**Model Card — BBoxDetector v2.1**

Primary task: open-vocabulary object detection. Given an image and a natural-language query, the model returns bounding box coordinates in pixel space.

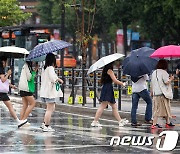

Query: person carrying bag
[151,59,175,129]
[18,61,38,128]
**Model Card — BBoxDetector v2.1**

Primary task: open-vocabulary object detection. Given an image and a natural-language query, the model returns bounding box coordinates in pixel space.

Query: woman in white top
[40,53,63,132]
[151,59,174,129]
[18,61,38,128]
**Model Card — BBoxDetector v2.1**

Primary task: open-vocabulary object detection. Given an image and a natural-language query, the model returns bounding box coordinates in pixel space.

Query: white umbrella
[87,53,124,74]
[0,46,29,58]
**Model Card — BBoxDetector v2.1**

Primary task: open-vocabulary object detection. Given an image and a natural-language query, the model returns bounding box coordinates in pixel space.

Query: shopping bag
[28,71,36,93]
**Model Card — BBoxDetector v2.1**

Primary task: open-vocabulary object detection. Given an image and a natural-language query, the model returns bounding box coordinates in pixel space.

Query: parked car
[56,54,77,68]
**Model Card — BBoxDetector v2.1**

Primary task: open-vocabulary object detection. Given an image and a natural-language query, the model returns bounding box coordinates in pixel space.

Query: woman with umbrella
[151,59,175,128]
[40,53,63,132]
[91,62,128,127]
[0,56,20,126]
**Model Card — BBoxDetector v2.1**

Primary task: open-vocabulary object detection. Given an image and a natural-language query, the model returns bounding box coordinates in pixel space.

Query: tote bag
[53,82,63,98]
[0,79,9,93]
[156,70,173,99]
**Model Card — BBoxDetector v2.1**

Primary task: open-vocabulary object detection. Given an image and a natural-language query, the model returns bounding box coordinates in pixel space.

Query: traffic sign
[114,91,119,99]
[68,97,73,104]
[78,96,83,104]
[128,86,132,95]
[90,91,94,98]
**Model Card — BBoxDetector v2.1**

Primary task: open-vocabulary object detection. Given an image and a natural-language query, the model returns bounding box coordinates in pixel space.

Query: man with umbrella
[123,47,158,126]
[131,75,152,126]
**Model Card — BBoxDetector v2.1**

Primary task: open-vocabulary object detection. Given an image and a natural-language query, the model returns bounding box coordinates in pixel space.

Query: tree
[0,0,31,26]
[99,0,134,56]
[136,0,180,48]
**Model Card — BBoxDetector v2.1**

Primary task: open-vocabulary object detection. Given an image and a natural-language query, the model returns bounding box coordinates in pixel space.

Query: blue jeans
[131,89,152,124]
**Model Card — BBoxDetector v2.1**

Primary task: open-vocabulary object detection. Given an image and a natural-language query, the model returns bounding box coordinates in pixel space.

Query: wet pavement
[0,102,180,154]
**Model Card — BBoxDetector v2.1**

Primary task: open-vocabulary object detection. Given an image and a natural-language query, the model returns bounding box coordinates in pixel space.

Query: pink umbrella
[150,45,180,58]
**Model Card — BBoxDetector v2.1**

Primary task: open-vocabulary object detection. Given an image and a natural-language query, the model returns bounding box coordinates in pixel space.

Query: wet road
[0,102,180,154]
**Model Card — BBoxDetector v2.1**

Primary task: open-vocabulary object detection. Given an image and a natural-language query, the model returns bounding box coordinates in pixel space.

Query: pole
[81,0,86,105]
[61,0,65,103]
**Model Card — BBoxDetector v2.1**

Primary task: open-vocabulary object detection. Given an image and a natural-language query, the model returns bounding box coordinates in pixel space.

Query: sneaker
[122,118,129,125]
[91,121,102,127]
[166,122,175,128]
[151,124,162,129]
[22,122,31,127]
[43,126,55,132]
[131,123,142,126]
[119,120,125,127]
[40,123,45,129]
[18,119,28,128]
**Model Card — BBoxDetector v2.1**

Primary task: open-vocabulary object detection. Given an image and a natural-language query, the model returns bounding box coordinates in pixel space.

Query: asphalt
[10,94,180,124]
[1,99,180,154]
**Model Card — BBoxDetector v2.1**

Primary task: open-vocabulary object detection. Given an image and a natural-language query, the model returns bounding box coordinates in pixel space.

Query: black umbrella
[122,47,158,78]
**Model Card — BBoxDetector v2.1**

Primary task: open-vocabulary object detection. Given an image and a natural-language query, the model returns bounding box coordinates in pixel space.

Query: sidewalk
[10,93,180,124]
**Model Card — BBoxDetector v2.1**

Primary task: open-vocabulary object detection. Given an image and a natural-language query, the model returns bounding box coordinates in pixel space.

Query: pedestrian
[131,74,153,126]
[151,59,175,129]
[40,53,63,132]
[18,61,38,128]
[176,62,180,78]
[0,56,21,126]
[91,62,128,127]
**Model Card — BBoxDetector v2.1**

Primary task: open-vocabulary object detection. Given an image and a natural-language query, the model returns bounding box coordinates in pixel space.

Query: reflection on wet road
[0,103,180,153]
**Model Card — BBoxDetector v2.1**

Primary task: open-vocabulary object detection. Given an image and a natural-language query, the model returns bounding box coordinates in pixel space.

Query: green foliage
[0,0,31,26]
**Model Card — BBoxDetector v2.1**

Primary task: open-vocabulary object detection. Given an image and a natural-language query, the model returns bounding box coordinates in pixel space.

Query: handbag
[0,79,9,93]
[156,70,173,99]
[28,71,36,93]
[53,82,63,98]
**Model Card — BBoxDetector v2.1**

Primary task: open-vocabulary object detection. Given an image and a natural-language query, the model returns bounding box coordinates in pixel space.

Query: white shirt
[18,63,32,92]
[40,66,59,98]
[151,69,169,96]
[132,74,149,93]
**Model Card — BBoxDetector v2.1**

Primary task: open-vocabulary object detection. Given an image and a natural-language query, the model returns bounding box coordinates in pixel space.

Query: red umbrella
[150,45,180,58]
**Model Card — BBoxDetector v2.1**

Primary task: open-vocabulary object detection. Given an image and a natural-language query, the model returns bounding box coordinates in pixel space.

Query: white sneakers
[40,123,55,132]
[18,119,28,128]
[91,118,129,127]
[119,119,129,127]
[91,121,102,127]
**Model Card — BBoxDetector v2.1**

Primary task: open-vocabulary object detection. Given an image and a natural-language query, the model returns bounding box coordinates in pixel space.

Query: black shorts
[0,93,10,101]
[20,91,33,97]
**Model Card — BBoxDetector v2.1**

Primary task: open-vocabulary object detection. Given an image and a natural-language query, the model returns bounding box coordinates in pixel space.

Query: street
[0,102,180,154]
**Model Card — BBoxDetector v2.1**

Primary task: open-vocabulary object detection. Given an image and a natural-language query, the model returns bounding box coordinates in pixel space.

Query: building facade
[18,0,40,24]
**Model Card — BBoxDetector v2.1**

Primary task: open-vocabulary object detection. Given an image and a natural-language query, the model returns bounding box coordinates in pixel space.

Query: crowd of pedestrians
[0,55,179,131]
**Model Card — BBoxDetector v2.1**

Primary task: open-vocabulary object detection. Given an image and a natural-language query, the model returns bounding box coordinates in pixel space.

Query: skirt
[99,83,116,104]
[0,93,10,101]
[153,95,172,118]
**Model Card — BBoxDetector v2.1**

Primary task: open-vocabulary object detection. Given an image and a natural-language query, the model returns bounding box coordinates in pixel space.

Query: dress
[99,82,115,104]
[151,69,172,118]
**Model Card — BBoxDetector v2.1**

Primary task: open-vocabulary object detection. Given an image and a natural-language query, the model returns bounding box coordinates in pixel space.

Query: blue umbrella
[26,40,72,61]
[122,47,158,78]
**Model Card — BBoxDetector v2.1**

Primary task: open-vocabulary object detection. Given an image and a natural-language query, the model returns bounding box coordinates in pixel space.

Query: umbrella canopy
[150,45,180,58]
[123,47,158,77]
[0,46,29,58]
[26,40,72,61]
[87,53,124,74]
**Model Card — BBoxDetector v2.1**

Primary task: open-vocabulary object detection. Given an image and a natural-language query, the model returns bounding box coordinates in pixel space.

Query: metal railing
[34,67,180,110]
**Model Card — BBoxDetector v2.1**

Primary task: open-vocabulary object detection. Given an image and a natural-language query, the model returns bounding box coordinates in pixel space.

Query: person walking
[131,74,152,126]
[18,61,38,128]
[151,59,175,129]
[40,53,63,132]
[0,56,21,126]
[91,62,128,127]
